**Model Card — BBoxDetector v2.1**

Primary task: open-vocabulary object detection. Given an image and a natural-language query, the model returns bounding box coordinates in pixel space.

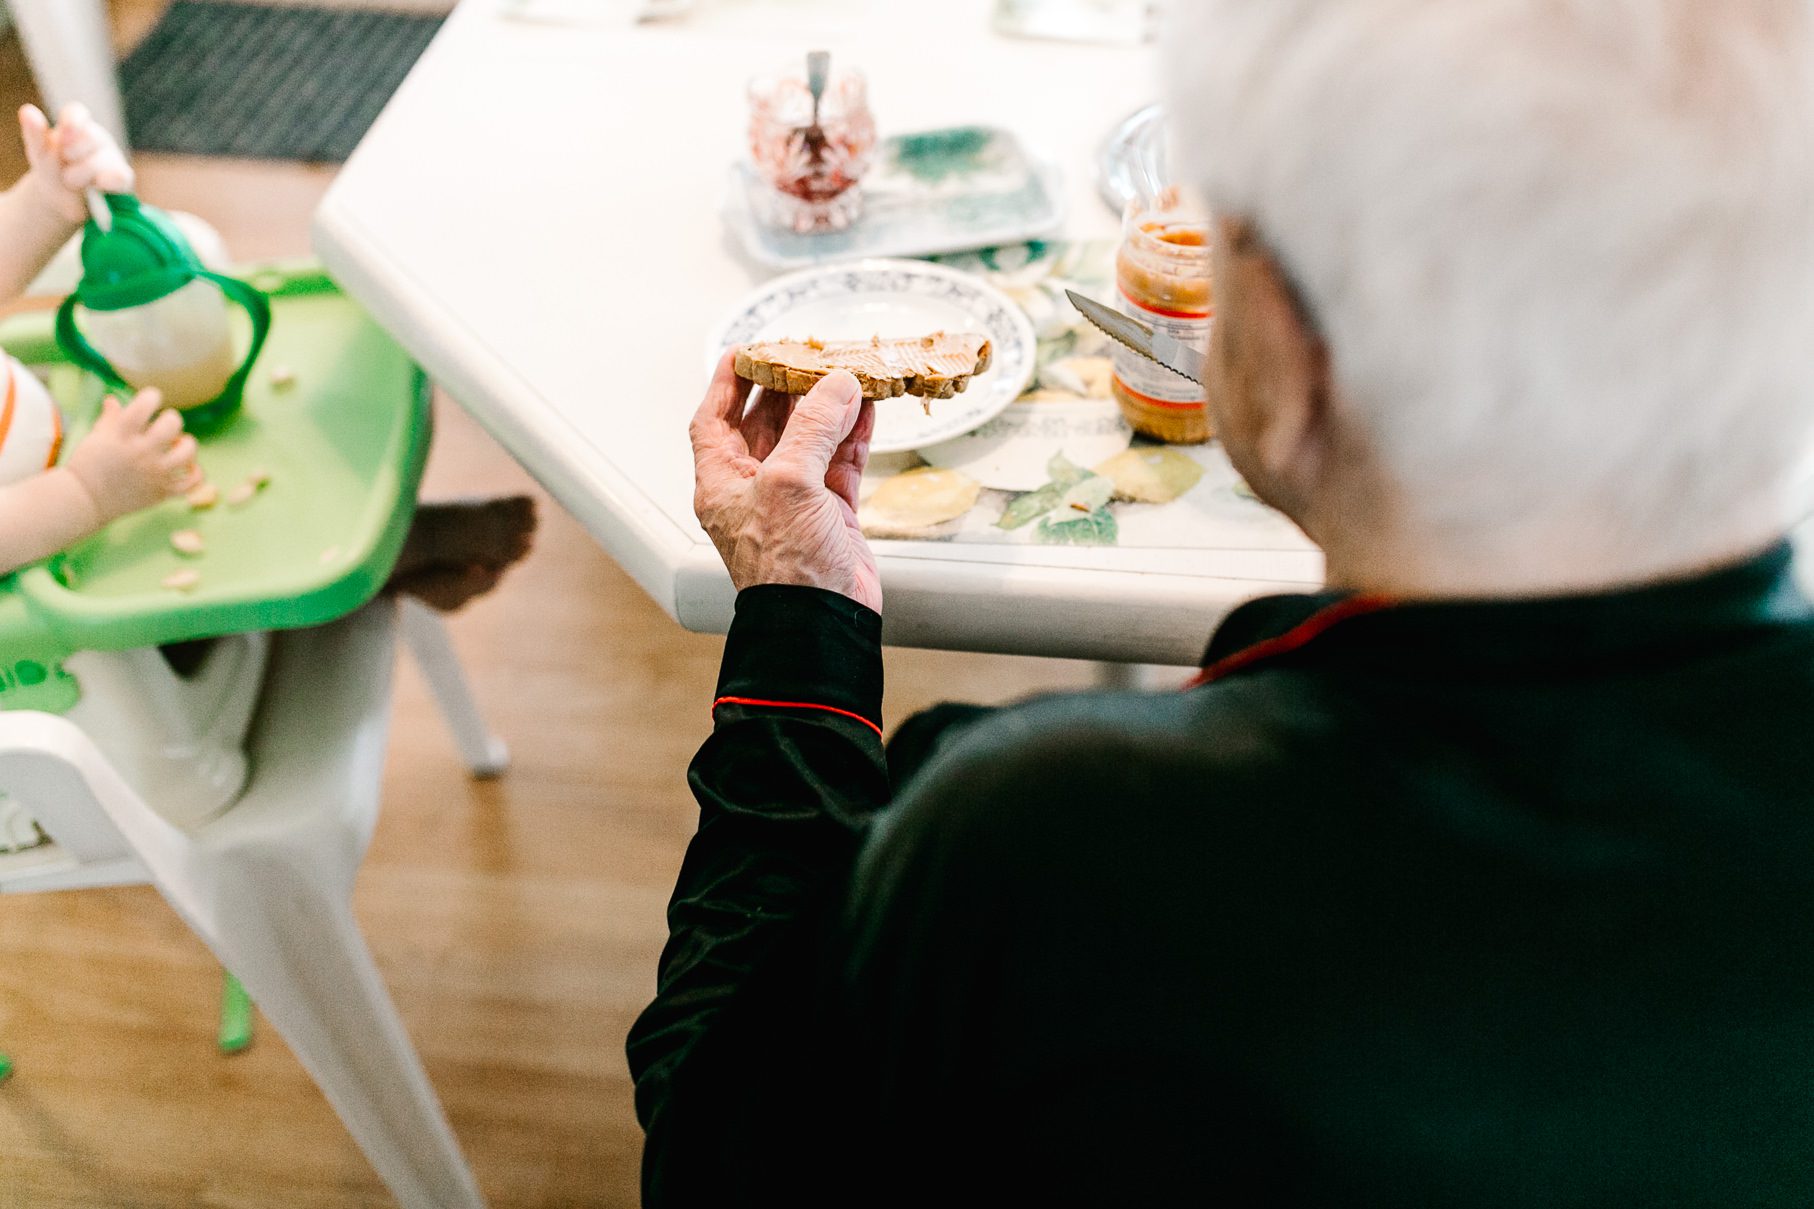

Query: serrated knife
[1065,289,1206,386]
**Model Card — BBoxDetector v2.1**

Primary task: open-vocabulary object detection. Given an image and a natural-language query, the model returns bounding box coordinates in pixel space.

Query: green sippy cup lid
[70,193,205,312]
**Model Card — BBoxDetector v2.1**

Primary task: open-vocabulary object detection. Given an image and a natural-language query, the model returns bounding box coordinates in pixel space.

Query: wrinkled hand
[690,351,881,613]
[19,103,134,225]
[66,390,200,523]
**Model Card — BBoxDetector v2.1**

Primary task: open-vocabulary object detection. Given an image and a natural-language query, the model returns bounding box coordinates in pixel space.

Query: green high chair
[0,262,501,1208]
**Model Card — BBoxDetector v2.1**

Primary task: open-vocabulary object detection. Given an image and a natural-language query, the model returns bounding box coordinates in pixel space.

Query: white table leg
[1094,661,1145,690]
[8,0,128,148]
[1093,663,1195,691]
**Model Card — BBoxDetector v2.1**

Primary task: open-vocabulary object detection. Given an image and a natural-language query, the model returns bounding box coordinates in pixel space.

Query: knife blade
[1065,289,1207,387]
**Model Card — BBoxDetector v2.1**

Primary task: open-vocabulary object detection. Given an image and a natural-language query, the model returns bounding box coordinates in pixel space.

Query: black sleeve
[625,584,889,1207]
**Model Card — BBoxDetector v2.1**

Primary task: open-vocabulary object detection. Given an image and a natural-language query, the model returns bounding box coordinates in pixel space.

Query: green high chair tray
[0,262,431,715]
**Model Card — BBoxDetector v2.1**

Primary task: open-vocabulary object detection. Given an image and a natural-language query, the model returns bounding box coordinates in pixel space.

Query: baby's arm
[0,390,198,575]
[0,103,132,305]
[0,465,114,572]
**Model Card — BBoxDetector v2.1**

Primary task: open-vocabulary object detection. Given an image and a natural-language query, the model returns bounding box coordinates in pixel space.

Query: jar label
[1111,289,1211,408]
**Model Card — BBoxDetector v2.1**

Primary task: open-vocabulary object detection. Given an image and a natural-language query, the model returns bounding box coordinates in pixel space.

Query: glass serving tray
[725,125,1066,268]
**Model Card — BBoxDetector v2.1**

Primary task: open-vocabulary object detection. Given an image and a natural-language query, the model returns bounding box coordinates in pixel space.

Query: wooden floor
[0,5,1102,1206]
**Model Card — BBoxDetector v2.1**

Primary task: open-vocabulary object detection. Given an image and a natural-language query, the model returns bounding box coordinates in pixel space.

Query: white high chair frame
[0,10,497,1202]
[0,600,501,1209]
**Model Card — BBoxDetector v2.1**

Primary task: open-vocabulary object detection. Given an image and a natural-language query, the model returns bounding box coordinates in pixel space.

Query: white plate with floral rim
[709,259,1037,454]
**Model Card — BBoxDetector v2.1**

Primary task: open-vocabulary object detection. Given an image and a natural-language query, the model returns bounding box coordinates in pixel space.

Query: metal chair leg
[398,600,508,779]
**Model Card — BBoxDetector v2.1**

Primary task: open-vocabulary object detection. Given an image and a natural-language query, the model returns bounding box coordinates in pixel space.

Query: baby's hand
[66,391,200,523]
[18,102,134,225]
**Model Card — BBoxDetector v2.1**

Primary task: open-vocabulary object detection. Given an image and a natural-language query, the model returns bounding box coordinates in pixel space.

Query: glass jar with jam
[747,66,878,234]
[1111,188,1213,444]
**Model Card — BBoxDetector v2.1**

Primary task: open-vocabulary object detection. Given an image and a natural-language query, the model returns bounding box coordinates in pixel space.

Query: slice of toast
[734,332,994,403]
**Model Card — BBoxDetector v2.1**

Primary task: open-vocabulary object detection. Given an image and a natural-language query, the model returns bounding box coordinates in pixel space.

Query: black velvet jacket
[628,544,1814,1207]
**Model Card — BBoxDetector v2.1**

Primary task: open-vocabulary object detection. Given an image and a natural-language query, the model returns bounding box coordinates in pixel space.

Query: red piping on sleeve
[1185,594,1396,689]
[713,695,884,739]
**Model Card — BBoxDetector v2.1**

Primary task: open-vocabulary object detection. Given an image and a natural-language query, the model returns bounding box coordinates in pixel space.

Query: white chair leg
[1,611,484,1205]
[195,854,485,1209]
[8,0,128,147]
[398,600,509,778]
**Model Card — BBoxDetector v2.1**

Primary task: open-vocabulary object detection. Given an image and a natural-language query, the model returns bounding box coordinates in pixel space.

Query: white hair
[1167,0,1814,559]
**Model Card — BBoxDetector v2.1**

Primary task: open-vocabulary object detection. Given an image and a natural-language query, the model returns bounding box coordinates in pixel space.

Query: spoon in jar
[807,50,830,128]
[803,49,830,161]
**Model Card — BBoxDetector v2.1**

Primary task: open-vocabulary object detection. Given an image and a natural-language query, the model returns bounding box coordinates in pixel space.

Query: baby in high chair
[0,105,537,601]
[0,107,535,856]
[0,103,200,576]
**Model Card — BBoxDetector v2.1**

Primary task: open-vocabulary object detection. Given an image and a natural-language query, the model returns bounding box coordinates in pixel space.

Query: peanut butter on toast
[734,332,994,404]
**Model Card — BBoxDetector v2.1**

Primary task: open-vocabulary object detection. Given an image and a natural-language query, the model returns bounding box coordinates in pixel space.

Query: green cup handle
[53,273,273,404]
[53,294,131,392]
[203,271,272,403]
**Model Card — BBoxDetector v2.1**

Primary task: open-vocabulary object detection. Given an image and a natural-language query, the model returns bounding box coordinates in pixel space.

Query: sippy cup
[54,194,270,435]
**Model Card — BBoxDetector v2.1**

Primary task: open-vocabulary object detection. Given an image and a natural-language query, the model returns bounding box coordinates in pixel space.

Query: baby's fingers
[92,160,133,194]
[121,389,163,430]
[60,160,101,193]
[86,394,125,436]
[158,433,198,469]
[52,103,93,141]
[56,126,97,164]
[169,461,204,494]
[145,407,184,445]
[18,104,50,164]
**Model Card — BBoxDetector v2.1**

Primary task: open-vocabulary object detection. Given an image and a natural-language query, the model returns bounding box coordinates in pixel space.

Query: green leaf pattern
[996,453,1119,546]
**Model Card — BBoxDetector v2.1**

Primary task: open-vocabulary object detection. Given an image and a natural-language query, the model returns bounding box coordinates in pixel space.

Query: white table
[315,0,1324,665]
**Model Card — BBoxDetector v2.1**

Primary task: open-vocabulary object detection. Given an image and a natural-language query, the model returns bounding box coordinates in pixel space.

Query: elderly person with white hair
[628,1,1814,1204]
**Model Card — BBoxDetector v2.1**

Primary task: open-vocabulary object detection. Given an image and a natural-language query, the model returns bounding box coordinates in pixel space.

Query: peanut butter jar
[1111,189,1213,444]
